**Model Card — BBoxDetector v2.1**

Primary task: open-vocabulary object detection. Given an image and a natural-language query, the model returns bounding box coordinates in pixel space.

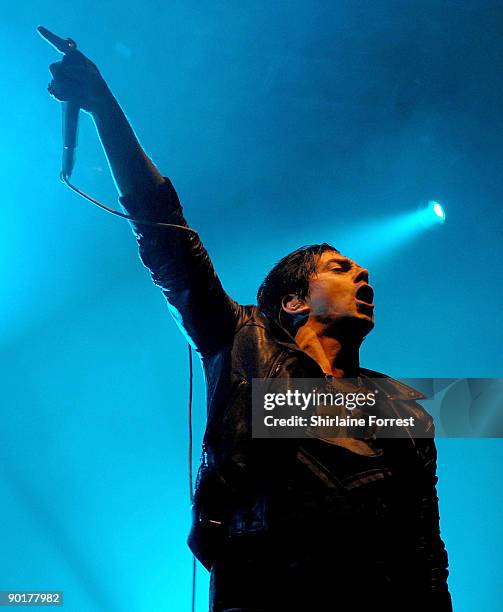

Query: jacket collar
[359,368,426,401]
[263,311,426,401]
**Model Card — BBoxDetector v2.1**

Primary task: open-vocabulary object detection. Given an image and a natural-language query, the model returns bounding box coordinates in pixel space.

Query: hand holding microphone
[38,26,112,179]
[37,27,196,231]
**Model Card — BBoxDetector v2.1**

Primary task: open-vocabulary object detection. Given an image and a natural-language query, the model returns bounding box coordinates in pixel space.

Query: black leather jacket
[122,179,452,608]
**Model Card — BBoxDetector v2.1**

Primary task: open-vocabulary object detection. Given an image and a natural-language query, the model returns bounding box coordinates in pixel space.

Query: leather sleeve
[120,178,241,356]
[413,436,453,610]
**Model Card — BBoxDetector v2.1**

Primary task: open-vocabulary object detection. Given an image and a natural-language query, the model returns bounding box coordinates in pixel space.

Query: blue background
[2,1,502,610]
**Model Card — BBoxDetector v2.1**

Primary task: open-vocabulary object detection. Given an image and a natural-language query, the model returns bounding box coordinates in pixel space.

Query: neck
[294,320,362,378]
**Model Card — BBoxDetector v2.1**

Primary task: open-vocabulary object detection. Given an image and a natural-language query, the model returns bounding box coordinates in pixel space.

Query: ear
[281,294,310,316]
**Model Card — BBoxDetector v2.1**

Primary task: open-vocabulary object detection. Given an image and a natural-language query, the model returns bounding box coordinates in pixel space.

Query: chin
[355,315,374,336]
[363,319,375,335]
[329,314,374,338]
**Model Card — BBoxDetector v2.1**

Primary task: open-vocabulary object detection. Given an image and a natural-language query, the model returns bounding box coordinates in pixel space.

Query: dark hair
[257,243,339,325]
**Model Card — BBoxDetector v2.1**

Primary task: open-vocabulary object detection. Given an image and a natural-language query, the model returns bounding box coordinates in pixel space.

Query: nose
[354,267,369,284]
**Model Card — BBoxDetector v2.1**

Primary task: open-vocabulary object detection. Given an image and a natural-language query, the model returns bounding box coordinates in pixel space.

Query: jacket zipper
[266,351,287,378]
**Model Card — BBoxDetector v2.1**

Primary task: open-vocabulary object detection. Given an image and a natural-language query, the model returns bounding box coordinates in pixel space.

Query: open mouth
[355,284,374,306]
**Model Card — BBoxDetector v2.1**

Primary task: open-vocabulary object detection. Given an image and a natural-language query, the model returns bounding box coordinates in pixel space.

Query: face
[303,250,375,335]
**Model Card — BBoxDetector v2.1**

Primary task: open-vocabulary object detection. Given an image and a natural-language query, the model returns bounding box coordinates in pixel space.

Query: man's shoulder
[360,367,427,400]
[234,304,270,331]
[360,367,434,434]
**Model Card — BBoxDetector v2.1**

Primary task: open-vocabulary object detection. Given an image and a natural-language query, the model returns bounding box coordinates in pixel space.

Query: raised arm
[45,36,242,355]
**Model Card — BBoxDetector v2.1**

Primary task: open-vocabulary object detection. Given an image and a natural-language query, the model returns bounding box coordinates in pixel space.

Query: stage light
[430,201,446,223]
[412,200,447,231]
[324,199,448,265]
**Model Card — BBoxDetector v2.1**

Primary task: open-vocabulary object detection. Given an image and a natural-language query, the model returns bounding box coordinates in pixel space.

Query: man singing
[45,38,452,612]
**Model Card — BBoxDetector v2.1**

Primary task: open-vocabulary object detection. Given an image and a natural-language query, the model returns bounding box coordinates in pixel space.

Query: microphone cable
[61,175,199,234]
[61,176,199,612]
[187,343,197,612]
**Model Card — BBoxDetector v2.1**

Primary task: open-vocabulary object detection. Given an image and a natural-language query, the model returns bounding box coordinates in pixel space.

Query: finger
[47,78,83,103]
[37,26,75,54]
[47,80,71,102]
[59,63,100,83]
[49,61,63,79]
[50,61,87,83]
[61,50,88,67]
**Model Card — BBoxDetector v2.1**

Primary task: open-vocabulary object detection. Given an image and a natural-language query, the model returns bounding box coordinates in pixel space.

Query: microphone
[61,101,80,180]
[38,26,81,180]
